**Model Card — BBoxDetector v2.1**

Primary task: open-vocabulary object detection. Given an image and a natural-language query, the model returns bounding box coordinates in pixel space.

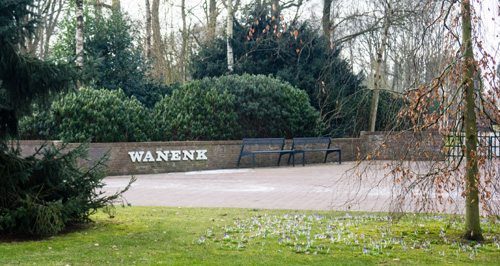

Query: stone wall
[360,131,445,161]
[15,132,444,176]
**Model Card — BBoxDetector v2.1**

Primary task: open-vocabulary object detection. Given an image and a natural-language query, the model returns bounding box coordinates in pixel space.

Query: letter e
[171,150,181,161]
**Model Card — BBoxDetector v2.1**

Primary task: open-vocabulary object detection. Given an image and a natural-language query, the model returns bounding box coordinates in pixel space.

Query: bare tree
[207,0,218,41]
[322,0,333,40]
[112,0,121,11]
[151,0,168,80]
[222,0,240,72]
[145,0,152,60]
[75,0,84,68]
[179,0,187,81]
[461,0,482,240]
[22,0,65,58]
[368,0,392,132]
[271,0,281,23]
[340,0,500,241]
[94,0,103,21]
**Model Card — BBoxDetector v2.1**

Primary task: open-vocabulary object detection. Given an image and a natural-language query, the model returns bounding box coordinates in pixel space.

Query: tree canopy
[189,1,402,137]
[53,3,169,108]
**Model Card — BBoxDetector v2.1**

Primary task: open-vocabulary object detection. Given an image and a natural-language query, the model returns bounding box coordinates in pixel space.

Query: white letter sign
[129,149,208,163]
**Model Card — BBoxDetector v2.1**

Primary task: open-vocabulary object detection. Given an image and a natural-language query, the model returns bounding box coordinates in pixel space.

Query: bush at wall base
[0,142,135,237]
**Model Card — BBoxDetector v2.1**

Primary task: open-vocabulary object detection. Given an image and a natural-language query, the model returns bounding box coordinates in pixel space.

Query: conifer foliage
[0,143,134,236]
[0,0,134,237]
[0,0,76,141]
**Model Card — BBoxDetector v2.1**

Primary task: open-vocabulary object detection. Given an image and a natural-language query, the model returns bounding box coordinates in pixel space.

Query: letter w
[128,151,144,162]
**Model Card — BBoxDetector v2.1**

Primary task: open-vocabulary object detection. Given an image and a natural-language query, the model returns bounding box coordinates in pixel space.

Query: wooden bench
[236,138,302,168]
[288,137,341,165]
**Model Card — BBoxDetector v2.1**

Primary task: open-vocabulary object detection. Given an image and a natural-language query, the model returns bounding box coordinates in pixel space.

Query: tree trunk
[151,0,167,80]
[272,0,281,24]
[461,0,483,241]
[207,0,217,42]
[112,0,121,11]
[368,0,392,132]
[226,0,234,72]
[94,0,102,22]
[145,0,152,60]
[43,0,64,59]
[179,0,187,81]
[22,0,64,58]
[322,0,332,40]
[75,0,84,68]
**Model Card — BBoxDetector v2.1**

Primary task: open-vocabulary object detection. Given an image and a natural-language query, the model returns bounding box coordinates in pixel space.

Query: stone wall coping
[15,138,357,145]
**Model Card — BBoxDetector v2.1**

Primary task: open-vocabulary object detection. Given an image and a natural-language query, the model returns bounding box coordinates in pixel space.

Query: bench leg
[287,153,293,165]
[292,153,295,167]
[252,154,255,168]
[292,152,305,166]
[237,156,242,168]
[324,151,341,164]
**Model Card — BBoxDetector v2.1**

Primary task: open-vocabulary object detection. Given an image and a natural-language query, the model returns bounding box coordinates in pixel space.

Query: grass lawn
[1,206,499,265]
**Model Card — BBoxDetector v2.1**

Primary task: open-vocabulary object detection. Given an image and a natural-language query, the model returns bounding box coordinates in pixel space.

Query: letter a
[143,151,155,162]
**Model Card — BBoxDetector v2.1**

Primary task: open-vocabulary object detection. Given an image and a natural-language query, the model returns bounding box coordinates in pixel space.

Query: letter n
[183,150,195,160]
[156,151,170,161]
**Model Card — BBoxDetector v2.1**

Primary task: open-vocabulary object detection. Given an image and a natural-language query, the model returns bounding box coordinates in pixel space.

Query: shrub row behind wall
[20,75,322,142]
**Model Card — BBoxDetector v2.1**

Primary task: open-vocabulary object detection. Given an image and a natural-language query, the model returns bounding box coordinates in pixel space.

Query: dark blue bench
[288,137,341,165]
[236,138,302,168]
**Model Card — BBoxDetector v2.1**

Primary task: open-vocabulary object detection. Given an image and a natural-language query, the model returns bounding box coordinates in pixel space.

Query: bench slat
[292,137,331,144]
[237,137,342,168]
[290,137,341,164]
[238,138,296,168]
[242,138,285,146]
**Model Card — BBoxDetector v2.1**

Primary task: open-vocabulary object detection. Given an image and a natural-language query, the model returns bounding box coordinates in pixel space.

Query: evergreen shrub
[153,81,239,141]
[21,88,149,142]
[0,143,134,236]
[21,76,321,142]
[197,74,322,138]
[0,0,134,238]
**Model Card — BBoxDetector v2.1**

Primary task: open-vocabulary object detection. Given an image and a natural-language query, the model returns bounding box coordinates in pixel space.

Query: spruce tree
[1,0,133,237]
[0,0,76,142]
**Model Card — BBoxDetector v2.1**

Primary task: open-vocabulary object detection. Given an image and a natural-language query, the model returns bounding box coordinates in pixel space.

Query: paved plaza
[104,162,411,212]
[104,161,500,213]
